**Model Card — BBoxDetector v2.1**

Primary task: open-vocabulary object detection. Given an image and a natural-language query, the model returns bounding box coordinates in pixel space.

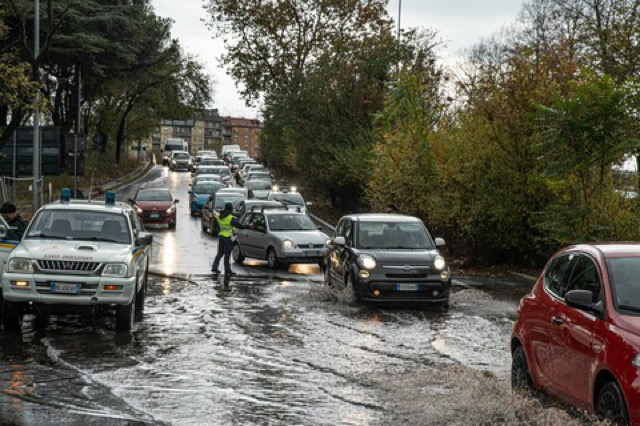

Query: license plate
[149,213,160,218]
[305,250,321,257]
[50,282,81,294]
[397,283,419,291]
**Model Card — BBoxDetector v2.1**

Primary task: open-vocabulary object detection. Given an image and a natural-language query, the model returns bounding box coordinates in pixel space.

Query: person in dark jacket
[0,202,28,241]
[211,203,251,279]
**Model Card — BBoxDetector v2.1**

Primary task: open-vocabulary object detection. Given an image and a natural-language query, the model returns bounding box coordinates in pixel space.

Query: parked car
[201,192,248,235]
[169,151,191,171]
[267,191,309,213]
[1,191,152,332]
[188,181,226,215]
[233,209,329,269]
[324,214,451,305]
[129,188,178,229]
[245,180,272,200]
[512,243,640,425]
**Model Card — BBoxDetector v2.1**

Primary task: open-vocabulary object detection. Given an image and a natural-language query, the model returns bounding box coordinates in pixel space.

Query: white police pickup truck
[1,190,153,332]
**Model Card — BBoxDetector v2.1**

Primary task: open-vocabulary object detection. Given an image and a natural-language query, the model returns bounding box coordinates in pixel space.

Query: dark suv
[324,214,451,305]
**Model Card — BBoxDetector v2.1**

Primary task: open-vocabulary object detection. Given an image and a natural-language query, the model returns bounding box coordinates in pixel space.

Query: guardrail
[309,213,336,235]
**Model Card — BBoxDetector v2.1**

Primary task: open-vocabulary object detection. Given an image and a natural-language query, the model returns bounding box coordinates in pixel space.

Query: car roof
[343,213,422,223]
[264,209,305,216]
[44,200,132,213]
[568,243,640,258]
[139,188,170,193]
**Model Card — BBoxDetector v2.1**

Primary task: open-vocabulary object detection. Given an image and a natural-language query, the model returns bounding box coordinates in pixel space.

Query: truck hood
[13,239,133,263]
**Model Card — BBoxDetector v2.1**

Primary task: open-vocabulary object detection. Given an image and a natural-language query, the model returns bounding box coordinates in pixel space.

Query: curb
[86,161,153,199]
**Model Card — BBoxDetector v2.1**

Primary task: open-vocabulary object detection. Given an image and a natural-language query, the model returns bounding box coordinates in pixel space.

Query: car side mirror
[174,199,180,203]
[565,290,603,316]
[435,237,446,248]
[333,236,346,247]
[317,226,322,231]
[127,198,135,204]
[135,232,153,246]
[188,191,193,195]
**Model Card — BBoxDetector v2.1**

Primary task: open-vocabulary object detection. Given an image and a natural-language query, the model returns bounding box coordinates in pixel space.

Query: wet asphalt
[0,167,597,425]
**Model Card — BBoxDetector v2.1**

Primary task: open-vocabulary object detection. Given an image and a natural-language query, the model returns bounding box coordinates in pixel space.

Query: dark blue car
[189,182,225,216]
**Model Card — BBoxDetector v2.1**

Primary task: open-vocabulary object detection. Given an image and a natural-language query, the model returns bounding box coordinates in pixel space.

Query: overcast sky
[151,0,526,119]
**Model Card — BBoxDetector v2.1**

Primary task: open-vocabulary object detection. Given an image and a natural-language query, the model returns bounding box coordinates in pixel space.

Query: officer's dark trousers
[212,236,233,274]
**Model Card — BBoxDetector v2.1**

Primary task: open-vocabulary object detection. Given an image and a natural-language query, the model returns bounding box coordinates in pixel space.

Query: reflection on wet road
[0,168,594,425]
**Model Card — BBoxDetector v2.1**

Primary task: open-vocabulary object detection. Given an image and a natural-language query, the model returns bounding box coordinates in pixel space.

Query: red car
[129,188,178,228]
[512,243,640,424]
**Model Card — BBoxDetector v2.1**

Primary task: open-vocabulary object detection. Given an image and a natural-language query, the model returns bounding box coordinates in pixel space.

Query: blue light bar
[60,188,71,204]
[105,191,116,206]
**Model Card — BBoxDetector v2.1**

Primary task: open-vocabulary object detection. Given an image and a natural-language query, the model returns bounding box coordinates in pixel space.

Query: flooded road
[0,167,596,425]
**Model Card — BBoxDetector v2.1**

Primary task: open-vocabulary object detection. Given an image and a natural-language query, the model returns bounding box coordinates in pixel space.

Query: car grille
[144,212,166,218]
[298,244,325,249]
[35,281,99,296]
[385,273,429,279]
[37,260,101,272]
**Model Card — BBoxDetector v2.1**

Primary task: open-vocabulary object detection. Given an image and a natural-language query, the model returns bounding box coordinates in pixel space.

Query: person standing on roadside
[386,203,399,214]
[0,202,28,241]
[211,203,252,282]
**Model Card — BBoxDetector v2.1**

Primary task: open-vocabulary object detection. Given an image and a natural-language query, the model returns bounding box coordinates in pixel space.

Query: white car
[1,191,152,332]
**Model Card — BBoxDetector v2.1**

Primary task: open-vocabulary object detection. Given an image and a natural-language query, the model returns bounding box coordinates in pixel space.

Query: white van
[163,139,189,165]
[221,144,241,157]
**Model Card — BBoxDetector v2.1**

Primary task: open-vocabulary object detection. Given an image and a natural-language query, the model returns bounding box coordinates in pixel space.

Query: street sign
[0,126,61,176]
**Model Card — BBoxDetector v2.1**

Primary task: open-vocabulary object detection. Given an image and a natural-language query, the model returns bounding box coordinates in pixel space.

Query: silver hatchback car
[233,208,329,269]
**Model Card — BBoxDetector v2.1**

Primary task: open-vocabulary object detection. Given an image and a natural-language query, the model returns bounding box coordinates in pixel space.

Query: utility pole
[74,66,81,193]
[32,0,41,212]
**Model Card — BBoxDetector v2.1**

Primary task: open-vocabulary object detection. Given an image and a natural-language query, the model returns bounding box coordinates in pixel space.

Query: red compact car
[512,243,640,424]
[130,188,178,228]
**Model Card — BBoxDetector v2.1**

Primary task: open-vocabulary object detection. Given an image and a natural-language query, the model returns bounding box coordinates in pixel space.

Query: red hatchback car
[130,188,178,228]
[512,243,640,424]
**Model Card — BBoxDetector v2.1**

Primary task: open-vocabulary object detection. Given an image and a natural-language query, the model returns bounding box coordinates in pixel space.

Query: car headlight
[357,255,377,270]
[283,239,295,249]
[434,256,446,271]
[102,263,128,277]
[633,354,640,367]
[8,258,33,273]
[291,186,297,193]
[272,185,279,192]
[134,205,143,214]
[166,205,176,213]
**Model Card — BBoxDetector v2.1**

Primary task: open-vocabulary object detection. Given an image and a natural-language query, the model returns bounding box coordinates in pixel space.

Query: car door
[251,213,268,259]
[548,253,602,407]
[126,212,144,291]
[0,215,19,275]
[235,213,253,255]
[331,219,353,288]
[528,253,575,387]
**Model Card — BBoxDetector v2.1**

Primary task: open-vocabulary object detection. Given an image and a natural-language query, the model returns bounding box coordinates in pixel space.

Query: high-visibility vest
[217,214,234,237]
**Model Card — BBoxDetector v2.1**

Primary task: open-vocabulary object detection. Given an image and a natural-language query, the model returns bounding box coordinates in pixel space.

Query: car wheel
[134,271,147,322]
[596,381,629,424]
[324,264,336,292]
[232,244,245,263]
[115,289,135,331]
[511,345,533,392]
[169,223,176,229]
[343,273,360,305]
[267,248,280,269]
[2,300,23,333]
[34,312,48,331]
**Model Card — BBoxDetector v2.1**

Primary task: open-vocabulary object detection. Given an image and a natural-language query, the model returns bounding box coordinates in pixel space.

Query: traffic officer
[211,202,251,280]
[0,201,28,241]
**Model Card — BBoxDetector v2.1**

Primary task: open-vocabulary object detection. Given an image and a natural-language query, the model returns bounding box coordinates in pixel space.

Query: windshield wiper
[28,234,68,240]
[84,236,122,243]
[618,304,640,314]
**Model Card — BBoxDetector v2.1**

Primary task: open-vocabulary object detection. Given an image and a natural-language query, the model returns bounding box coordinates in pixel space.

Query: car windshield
[195,168,216,175]
[136,190,171,201]
[606,257,640,314]
[268,214,317,231]
[164,144,182,152]
[193,183,223,194]
[27,210,131,244]
[247,181,272,190]
[357,221,433,249]
[214,196,244,210]
[173,153,189,159]
[210,167,229,175]
[270,193,304,206]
